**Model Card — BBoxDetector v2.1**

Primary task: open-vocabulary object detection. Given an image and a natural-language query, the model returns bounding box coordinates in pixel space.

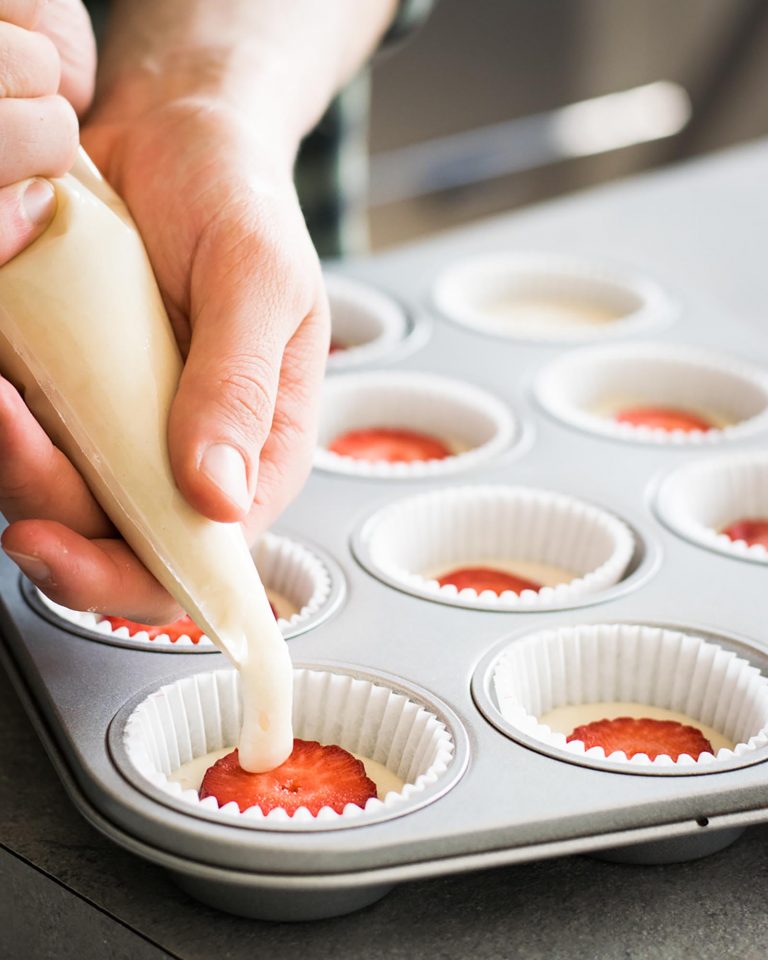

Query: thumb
[0,178,57,266]
[167,224,291,523]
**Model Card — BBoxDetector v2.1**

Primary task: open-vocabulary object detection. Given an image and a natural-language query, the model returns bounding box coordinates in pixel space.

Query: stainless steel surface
[1,140,768,921]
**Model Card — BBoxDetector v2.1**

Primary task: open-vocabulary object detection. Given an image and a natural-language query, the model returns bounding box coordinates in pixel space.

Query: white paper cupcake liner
[656,453,768,564]
[353,485,635,610]
[490,624,768,770]
[33,532,336,648]
[535,342,768,444]
[324,272,410,369]
[118,666,459,827]
[315,371,517,478]
[432,252,675,342]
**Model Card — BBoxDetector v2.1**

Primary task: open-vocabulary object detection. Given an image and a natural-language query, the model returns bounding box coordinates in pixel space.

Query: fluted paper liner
[358,485,635,609]
[493,624,768,767]
[122,667,455,823]
[535,342,768,444]
[316,371,517,478]
[36,532,333,646]
[432,252,674,342]
[656,453,768,563]
[325,273,409,369]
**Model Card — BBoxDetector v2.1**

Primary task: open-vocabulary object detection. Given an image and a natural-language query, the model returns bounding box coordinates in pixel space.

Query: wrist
[89,46,307,165]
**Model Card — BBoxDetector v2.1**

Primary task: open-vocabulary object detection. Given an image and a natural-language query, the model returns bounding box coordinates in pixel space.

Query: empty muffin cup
[475,623,768,774]
[432,252,674,342]
[113,665,464,829]
[315,371,517,478]
[352,485,635,610]
[656,453,768,563]
[535,342,768,444]
[324,273,411,369]
[28,532,341,649]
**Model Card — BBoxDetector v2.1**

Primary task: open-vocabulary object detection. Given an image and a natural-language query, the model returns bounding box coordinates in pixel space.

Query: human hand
[0,99,330,621]
[0,0,95,262]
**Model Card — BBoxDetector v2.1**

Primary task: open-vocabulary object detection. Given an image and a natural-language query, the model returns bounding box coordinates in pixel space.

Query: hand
[0,0,95,262]
[1,99,330,621]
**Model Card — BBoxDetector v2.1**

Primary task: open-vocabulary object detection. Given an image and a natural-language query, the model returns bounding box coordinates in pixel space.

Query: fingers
[243,305,330,537]
[0,95,78,184]
[0,376,113,535]
[0,94,78,264]
[34,0,97,116]
[0,20,60,98]
[168,203,317,523]
[0,0,47,29]
[0,177,57,263]
[2,520,182,622]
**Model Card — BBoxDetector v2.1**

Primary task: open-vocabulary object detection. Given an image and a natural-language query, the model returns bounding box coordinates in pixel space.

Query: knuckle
[215,357,278,440]
[53,94,80,147]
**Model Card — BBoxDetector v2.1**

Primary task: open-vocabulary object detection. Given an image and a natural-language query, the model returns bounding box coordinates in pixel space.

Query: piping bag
[0,149,293,771]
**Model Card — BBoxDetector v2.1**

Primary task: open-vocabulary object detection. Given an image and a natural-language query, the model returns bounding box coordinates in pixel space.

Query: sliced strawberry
[437,565,541,594]
[722,517,768,549]
[103,613,205,643]
[199,739,378,815]
[614,406,713,432]
[567,716,713,760]
[104,602,278,643]
[328,427,452,463]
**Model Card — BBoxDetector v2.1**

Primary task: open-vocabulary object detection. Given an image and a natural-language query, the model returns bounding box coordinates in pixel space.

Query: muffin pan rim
[108,661,471,834]
[314,368,520,479]
[350,483,663,612]
[19,531,348,652]
[533,340,768,446]
[323,270,426,370]
[430,250,678,344]
[471,620,768,777]
[652,454,768,566]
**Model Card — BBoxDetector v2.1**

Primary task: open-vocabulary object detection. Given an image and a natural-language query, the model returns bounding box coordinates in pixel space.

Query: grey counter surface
[2,140,768,959]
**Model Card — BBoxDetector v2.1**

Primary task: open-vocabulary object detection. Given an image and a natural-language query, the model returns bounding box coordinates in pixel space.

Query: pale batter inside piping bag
[0,148,292,771]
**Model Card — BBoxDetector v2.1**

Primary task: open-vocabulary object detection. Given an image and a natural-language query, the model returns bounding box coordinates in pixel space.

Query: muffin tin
[2,167,768,923]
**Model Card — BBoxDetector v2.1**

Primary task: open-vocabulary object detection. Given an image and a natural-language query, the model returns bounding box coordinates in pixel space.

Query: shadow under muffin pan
[352,484,648,611]
[432,251,676,342]
[473,624,768,776]
[111,665,467,831]
[23,531,344,649]
[324,272,415,369]
[315,370,518,478]
[655,452,768,564]
[535,341,768,444]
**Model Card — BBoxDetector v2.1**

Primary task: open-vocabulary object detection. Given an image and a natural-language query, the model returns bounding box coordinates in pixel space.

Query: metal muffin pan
[2,155,768,922]
[21,532,347,651]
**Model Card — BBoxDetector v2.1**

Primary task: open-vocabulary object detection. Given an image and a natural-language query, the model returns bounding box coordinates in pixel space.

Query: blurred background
[366,0,768,249]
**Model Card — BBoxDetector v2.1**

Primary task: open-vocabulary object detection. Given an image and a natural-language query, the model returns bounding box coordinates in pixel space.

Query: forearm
[89,0,396,158]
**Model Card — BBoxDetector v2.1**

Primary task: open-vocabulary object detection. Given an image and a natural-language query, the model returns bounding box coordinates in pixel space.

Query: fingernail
[199,443,252,513]
[22,179,56,227]
[4,550,51,583]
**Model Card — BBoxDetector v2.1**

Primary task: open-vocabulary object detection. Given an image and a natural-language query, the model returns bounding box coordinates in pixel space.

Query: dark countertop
[3,624,768,960]
[4,142,768,959]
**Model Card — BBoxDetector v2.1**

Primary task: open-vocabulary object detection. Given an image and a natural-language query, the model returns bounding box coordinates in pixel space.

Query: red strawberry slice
[437,566,541,594]
[328,427,452,463]
[199,740,378,815]
[614,406,713,432]
[721,518,768,549]
[104,601,278,643]
[567,716,714,760]
[104,613,205,643]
